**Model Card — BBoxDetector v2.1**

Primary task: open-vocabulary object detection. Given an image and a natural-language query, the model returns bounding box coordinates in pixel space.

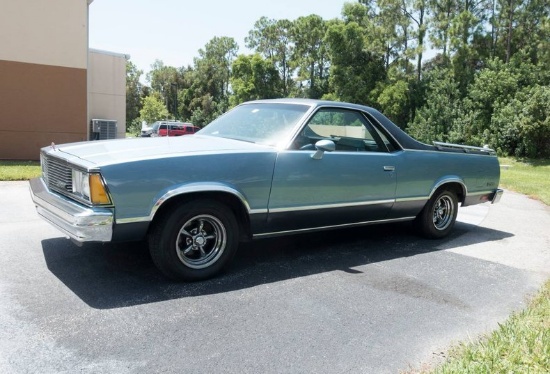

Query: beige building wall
[0,0,89,68]
[0,0,91,160]
[88,49,128,139]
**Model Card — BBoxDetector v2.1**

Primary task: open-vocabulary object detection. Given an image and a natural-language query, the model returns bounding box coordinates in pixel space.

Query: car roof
[154,121,194,126]
[245,98,374,112]
[243,98,433,151]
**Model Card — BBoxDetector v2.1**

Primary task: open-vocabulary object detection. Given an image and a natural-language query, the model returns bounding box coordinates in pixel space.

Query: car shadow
[41,221,513,309]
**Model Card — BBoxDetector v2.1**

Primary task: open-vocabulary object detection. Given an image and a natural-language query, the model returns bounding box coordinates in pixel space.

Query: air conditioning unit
[90,119,117,140]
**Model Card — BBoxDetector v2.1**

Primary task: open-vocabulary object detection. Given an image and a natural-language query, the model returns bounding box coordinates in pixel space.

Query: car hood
[47,135,273,166]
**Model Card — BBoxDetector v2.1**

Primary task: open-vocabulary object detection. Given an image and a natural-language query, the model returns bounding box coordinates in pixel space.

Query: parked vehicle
[30,99,502,281]
[150,121,199,137]
[140,123,154,137]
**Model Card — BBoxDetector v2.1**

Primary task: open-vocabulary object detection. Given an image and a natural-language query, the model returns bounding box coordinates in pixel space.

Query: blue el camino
[30,99,503,281]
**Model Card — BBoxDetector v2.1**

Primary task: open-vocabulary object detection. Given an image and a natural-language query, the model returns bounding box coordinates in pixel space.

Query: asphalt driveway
[1,181,549,373]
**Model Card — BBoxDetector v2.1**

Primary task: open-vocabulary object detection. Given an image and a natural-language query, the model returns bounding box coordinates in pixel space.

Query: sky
[89,0,349,77]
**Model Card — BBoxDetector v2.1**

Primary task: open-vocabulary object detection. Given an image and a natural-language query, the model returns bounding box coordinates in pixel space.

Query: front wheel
[148,199,239,281]
[415,189,458,239]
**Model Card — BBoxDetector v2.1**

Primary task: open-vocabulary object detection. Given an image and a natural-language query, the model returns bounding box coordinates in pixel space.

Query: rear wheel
[415,189,458,239]
[148,199,239,281]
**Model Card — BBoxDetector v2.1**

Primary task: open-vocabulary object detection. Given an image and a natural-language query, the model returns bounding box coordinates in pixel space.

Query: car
[141,120,174,137]
[140,124,154,137]
[30,99,502,281]
[150,121,199,137]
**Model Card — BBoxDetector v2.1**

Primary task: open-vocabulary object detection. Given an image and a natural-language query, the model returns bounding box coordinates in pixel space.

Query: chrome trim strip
[395,196,428,203]
[396,189,495,203]
[42,149,101,173]
[467,190,495,197]
[149,183,262,220]
[402,148,497,157]
[116,216,150,224]
[433,141,496,155]
[116,208,267,225]
[253,216,416,238]
[430,178,467,198]
[268,199,395,213]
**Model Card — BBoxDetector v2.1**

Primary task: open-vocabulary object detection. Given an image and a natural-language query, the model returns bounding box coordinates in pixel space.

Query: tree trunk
[416,7,425,81]
[506,0,514,63]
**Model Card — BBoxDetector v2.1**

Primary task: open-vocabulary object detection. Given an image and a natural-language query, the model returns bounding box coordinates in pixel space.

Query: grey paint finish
[2,182,550,373]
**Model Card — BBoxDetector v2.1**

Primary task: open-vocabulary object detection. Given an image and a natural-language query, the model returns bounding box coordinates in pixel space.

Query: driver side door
[266,107,397,233]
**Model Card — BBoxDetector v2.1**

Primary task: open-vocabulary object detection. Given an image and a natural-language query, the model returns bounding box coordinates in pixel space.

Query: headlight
[72,169,91,199]
[72,170,111,205]
[40,153,47,178]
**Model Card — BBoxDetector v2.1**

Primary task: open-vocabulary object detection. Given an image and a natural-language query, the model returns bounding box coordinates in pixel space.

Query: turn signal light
[90,174,111,205]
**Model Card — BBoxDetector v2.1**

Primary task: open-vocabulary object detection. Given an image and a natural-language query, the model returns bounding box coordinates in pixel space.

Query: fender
[149,182,259,222]
[429,176,467,202]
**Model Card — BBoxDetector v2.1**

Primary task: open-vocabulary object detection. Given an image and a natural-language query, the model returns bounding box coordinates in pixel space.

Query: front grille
[43,156,72,195]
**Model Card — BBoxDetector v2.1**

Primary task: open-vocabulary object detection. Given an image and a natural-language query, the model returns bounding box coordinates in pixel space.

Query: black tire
[148,199,239,281]
[415,189,458,239]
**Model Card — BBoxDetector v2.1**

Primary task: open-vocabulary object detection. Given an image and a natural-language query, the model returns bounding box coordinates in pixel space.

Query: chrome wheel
[149,199,239,281]
[432,195,455,231]
[415,189,458,239]
[175,214,227,269]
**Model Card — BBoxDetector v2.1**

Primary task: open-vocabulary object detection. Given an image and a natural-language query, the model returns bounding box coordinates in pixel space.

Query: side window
[371,124,397,152]
[293,108,387,152]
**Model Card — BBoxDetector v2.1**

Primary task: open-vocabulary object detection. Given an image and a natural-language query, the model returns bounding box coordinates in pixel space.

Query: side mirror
[311,139,335,160]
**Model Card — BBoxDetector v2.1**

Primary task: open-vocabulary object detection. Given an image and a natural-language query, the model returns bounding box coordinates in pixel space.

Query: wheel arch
[429,178,467,205]
[150,184,253,241]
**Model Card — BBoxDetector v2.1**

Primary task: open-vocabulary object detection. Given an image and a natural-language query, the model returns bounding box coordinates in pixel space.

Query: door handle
[383,166,395,171]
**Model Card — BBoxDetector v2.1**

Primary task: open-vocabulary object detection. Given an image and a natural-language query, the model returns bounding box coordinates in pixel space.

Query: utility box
[90,119,117,140]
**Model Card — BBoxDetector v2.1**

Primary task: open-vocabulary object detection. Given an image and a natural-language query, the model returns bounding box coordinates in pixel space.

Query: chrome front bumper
[29,177,113,242]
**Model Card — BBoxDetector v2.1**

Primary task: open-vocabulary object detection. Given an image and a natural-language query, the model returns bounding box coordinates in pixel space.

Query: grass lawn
[499,157,550,206]
[428,280,550,373]
[0,160,40,181]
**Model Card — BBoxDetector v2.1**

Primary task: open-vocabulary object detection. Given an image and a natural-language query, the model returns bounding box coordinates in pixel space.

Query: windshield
[198,103,310,146]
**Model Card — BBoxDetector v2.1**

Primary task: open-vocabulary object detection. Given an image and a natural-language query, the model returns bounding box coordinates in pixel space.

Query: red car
[151,121,199,137]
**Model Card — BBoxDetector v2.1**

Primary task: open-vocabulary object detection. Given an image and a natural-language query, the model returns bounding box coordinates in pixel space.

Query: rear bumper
[29,177,113,243]
[462,188,504,206]
[491,188,504,204]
